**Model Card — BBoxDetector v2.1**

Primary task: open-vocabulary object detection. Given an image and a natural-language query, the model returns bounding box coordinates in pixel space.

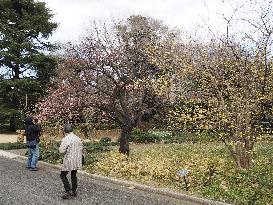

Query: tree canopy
[161,1,273,169]
[37,15,176,154]
[0,0,58,80]
[0,0,58,131]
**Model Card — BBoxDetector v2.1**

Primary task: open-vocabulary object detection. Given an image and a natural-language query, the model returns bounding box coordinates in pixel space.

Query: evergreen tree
[0,0,58,131]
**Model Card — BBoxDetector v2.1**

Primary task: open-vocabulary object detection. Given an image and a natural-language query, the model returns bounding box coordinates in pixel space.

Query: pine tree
[0,0,58,131]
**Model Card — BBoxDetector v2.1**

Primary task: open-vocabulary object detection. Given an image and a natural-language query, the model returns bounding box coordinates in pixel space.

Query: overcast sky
[40,0,262,43]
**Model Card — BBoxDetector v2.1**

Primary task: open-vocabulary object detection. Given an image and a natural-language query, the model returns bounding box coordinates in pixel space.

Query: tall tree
[0,0,58,131]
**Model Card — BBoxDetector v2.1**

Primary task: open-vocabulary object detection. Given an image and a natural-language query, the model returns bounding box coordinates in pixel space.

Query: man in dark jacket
[25,116,41,171]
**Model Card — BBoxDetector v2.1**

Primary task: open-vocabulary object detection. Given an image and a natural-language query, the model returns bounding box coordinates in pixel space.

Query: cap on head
[64,124,73,133]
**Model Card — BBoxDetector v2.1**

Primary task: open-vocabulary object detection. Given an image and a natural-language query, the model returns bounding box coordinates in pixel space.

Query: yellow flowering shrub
[85,142,273,205]
[89,143,228,187]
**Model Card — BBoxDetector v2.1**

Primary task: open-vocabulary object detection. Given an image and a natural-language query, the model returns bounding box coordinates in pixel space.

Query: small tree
[39,16,174,155]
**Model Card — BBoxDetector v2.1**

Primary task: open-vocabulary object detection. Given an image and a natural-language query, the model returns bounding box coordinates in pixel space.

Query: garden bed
[86,142,273,205]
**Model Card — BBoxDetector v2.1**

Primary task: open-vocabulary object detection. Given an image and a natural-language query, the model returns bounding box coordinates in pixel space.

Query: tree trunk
[8,91,20,132]
[8,116,17,132]
[234,141,252,169]
[13,64,20,80]
[119,123,133,155]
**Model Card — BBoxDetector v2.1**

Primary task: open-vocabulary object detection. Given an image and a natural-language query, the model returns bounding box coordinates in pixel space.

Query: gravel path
[0,156,195,205]
[0,134,18,143]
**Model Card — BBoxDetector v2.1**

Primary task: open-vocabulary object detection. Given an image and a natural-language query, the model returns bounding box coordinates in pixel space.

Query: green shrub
[129,129,161,143]
[129,129,216,144]
[108,141,119,146]
[38,141,113,165]
[0,142,27,150]
[99,137,112,144]
[148,130,173,143]
[38,144,62,164]
[82,142,113,166]
[84,141,111,153]
[173,131,216,143]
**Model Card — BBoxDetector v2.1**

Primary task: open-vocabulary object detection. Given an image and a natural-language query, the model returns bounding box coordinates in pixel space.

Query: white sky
[40,0,265,43]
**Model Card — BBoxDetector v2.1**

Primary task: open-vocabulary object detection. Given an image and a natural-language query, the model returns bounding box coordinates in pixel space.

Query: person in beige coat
[59,124,83,199]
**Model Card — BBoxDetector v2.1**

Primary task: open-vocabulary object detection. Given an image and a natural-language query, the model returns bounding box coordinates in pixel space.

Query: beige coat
[59,132,83,171]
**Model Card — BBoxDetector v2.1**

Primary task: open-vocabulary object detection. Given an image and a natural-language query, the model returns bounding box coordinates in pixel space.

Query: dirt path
[0,134,18,143]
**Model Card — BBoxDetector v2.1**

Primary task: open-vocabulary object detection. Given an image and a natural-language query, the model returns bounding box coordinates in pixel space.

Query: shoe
[26,166,31,169]
[71,191,77,197]
[29,167,39,171]
[61,192,71,200]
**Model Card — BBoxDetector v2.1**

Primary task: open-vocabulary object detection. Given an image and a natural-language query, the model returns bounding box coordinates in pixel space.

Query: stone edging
[0,150,232,205]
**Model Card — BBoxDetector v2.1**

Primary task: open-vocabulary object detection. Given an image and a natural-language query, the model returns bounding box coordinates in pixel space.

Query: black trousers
[60,170,77,192]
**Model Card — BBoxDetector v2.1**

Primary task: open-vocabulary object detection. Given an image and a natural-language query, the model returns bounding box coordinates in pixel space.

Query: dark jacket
[25,116,41,142]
